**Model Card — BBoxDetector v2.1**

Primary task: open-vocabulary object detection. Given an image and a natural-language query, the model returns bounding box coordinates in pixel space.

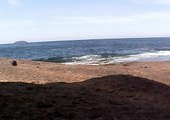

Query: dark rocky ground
[0,75,170,120]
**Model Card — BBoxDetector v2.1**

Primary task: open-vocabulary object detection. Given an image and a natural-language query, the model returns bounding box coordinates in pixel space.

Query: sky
[1,0,170,44]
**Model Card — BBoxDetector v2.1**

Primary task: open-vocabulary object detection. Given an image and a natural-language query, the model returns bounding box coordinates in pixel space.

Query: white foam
[64,54,105,65]
[113,51,170,63]
[63,51,170,65]
[73,55,101,61]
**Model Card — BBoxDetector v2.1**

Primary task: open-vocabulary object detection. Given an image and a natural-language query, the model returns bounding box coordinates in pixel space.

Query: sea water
[1,38,170,65]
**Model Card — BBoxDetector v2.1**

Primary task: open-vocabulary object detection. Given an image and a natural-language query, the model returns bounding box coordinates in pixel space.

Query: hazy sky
[1,0,170,44]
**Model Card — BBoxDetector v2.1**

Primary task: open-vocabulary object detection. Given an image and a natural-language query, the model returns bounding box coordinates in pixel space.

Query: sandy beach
[0,59,170,119]
[0,59,170,85]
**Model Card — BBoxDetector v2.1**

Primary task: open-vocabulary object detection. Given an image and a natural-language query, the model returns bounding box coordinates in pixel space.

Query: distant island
[14,41,29,45]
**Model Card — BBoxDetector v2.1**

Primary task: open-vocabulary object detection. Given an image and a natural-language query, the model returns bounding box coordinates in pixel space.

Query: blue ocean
[1,38,170,65]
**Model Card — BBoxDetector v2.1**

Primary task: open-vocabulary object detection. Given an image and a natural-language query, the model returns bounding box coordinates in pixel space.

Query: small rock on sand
[11,60,17,66]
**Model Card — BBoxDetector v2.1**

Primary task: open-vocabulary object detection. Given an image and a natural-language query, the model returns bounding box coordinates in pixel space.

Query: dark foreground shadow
[0,75,170,120]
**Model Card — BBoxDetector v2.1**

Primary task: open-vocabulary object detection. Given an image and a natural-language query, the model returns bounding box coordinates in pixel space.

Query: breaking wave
[36,51,170,65]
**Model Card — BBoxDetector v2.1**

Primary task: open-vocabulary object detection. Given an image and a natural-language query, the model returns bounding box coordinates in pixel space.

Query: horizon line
[2,36,170,45]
